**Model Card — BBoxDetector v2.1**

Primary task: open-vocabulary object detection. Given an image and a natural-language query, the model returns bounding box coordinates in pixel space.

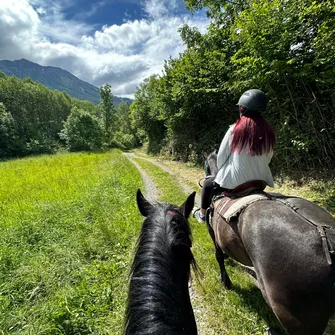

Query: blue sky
[0,0,210,97]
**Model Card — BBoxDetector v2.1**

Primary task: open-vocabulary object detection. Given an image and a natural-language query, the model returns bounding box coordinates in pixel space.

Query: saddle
[207,180,268,224]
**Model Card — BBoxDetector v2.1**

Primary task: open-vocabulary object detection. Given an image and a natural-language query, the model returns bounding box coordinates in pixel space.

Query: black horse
[124,189,198,335]
[204,152,335,335]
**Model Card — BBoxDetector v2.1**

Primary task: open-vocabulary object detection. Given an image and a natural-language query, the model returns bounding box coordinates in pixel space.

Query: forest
[0,0,334,175]
[131,0,335,173]
[0,74,137,158]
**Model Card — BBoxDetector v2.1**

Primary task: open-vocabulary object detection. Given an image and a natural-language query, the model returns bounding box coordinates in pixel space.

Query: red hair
[231,112,275,156]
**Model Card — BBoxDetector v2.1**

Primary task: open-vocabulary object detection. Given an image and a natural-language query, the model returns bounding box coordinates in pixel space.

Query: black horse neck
[207,152,218,176]
[125,209,197,335]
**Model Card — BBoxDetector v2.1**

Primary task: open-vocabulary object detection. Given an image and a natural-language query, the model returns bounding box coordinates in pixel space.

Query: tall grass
[0,151,142,334]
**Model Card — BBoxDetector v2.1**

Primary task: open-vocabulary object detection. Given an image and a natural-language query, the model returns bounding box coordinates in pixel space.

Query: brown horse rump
[211,192,335,264]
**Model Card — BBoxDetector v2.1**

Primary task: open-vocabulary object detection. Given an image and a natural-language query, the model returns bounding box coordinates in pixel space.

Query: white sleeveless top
[214,125,274,190]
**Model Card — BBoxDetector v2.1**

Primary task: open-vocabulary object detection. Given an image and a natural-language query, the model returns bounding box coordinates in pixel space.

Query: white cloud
[84,20,154,52]
[143,0,169,19]
[0,0,210,98]
[36,7,46,15]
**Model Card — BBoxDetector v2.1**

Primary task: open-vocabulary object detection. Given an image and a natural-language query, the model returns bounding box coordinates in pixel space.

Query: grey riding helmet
[237,89,267,112]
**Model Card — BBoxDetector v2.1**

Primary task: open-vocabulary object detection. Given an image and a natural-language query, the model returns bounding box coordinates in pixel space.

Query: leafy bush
[112,131,137,150]
[0,103,16,158]
[60,107,103,152]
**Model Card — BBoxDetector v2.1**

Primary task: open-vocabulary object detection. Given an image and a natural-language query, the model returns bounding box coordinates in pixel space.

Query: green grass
[133,157,283,335]
[0,151,142,334]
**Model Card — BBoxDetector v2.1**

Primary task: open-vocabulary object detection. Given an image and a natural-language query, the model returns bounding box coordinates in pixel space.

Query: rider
[193,89,276,224]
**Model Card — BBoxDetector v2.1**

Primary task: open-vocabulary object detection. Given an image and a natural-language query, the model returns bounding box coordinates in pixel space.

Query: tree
[0,103,16,159]
[59,107,103,152]
[130,0,335,169]
[99,84,116,146]
[130,76,166,154]
[112,102,138,150]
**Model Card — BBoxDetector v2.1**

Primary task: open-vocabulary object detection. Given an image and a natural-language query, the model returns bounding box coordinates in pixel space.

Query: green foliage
[112,102,139,150]
[0,72,104,159]
[0,102,17,158]
[130,76,167,154]
[131,0,335,171]
[0,70,138,159]
[99,84,117,146]
[0,69,141,159]
[112,131,137,151]
[60,107,103,152]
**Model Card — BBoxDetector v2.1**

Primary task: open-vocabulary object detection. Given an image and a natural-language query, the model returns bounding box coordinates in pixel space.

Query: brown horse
[204,152,335,335]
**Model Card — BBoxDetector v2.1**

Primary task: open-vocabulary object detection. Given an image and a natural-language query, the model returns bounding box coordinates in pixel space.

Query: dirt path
[124,152,201,206]
[123,152,213,335]
[123,152,158,202]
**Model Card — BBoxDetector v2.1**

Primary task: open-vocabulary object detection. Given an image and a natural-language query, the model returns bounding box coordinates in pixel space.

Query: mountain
[0,58,132,106]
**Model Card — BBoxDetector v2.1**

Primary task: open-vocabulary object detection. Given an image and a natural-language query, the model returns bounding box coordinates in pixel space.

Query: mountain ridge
[0,58,132,106]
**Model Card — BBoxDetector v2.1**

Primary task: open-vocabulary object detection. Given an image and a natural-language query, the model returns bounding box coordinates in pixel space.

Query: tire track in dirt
[124,153,201,207]
[123,152,213,335]
[123,152,158,202]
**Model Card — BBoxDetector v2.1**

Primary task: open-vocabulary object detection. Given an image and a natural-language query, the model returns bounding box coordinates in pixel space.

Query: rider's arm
[217,126,233,170]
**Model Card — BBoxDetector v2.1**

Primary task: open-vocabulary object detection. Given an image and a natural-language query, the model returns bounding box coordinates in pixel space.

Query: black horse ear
[180,191,196,219]
[136,189,153,217]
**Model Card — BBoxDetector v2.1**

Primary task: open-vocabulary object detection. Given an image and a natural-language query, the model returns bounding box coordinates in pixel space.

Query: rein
[198,175,215,188]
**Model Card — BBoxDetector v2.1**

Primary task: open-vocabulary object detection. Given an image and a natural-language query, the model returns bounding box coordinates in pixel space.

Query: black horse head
[124,190,198,335]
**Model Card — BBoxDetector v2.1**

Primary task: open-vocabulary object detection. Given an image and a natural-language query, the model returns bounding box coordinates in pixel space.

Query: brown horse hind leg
[215,244,232,289]
[266,294,332,335]
[206,221,232,289]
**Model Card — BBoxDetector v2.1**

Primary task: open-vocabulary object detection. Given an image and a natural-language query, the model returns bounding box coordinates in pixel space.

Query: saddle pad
[218,194,268,223]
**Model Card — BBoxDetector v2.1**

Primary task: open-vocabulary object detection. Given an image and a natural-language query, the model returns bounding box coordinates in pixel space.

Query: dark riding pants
[201,176,218,209]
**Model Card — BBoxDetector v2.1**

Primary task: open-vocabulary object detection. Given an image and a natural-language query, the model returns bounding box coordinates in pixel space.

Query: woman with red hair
[193,89,276,224]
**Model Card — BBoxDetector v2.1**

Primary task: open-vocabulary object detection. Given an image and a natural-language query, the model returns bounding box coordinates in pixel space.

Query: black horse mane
[124,201,197,335]
[206,150,218,176]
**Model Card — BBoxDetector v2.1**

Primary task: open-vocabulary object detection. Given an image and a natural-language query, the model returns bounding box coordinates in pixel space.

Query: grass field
[0,151,142,334]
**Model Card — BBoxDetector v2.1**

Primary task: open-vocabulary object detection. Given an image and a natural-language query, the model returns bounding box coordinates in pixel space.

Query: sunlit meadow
[0,150,142,334]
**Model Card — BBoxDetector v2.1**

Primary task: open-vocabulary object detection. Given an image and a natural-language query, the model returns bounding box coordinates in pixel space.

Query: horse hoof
[264,327,279,335]
[219,275,232,289]
[224,280,232,289]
